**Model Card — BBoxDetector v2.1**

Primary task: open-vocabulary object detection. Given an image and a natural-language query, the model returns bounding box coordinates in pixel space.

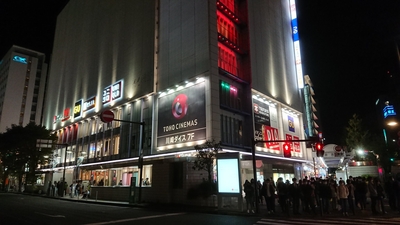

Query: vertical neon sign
[289,0,304,89]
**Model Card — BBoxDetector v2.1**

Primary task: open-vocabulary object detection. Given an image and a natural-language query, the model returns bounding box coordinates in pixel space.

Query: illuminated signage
[103,80,123,105]
[83,96,96,112]
[62,108,71,122]
[53,108,70,124]
[74,100,82,118]
[383,105,396,118]
[13,55,28,64]
[157,81,206,148]
[53,114,63,124]
[289,0,304,88]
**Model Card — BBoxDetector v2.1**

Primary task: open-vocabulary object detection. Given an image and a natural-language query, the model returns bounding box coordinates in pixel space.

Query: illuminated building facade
[0,45,47,132]
[40,0,316,204]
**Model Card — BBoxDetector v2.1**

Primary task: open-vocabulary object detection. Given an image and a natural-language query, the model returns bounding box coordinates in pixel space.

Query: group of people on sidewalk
[47,180,91,199]
[243,175,400,216]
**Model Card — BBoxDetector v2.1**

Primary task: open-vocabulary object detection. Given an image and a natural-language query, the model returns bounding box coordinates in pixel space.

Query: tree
[188,140,222,199]
[0,122,56,192]
[192,140,222,182]
[345,114,369,153]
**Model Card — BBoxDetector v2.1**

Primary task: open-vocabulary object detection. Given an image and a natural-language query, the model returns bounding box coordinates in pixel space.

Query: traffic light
[283,142,291,158]
[315,142,324,157]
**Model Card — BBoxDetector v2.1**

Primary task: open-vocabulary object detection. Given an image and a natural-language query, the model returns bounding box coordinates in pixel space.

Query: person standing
[243,180,255,213]
[263,178,275,214]
[346,179,356,215]
[376,179,387,214]
[289,178,301,215]
[320,179,332,214]
[368,177,378,215]
[337,180,349,216]
[276,177,288,213]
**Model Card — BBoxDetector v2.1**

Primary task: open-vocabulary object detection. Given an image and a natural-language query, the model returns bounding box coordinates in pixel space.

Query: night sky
[1,1,400,145]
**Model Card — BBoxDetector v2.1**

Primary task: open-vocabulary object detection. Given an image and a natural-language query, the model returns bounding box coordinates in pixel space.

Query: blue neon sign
[13,55,28,64]
[383,105,396,118]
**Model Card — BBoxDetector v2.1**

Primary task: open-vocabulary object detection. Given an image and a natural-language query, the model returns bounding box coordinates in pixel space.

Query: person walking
[337,180,349,216]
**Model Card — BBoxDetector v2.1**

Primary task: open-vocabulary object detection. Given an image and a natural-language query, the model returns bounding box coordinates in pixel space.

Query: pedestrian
[375,179,387,214]
[346,179,356,215]
[276,177,288,213]
[330,180,338,212]
[368,177,378,215]
[337,180,349,216]
[243,180,255,213]
[320,179,332,214]
[289,178,301,215]
[385,176,396,210]
[263,178,276,214]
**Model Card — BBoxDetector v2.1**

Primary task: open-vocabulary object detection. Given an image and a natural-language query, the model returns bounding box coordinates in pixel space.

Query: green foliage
[345,114,369,152]
[192,140,222,182]
[0,122,56,191]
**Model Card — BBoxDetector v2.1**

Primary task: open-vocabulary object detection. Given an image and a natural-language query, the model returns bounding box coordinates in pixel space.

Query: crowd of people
[47,180,91,199]
[243,175,400,216]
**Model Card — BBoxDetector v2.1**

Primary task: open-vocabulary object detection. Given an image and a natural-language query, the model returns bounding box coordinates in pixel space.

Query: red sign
[263,125,279,151]
[100,110,114,123]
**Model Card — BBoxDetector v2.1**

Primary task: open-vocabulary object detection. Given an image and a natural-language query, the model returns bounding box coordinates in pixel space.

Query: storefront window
[79,165,153,187]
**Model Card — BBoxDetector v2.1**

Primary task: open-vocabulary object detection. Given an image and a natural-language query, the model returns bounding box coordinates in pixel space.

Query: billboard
[157,81,206,148]
[253,96,280,151]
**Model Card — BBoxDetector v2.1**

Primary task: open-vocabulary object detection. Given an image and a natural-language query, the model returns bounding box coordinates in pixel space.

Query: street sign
[100,110,114,123]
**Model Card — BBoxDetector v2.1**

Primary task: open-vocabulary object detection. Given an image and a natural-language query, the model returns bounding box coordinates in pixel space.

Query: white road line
[84,212,186,225]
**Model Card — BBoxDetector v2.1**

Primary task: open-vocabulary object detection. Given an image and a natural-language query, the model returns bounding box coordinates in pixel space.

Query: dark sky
[0,0,69,61]
[2,1,400,145]
[297,1,400,144]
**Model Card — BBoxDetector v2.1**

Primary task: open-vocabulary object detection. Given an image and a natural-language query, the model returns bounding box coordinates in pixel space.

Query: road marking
[35,212,66,218]
[84,212,186,225]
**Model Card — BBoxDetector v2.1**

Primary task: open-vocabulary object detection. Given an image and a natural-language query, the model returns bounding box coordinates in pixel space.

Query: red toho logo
[172,94,188,119]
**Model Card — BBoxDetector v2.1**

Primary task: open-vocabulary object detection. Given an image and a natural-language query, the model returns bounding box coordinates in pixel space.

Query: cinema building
[39,0,319,206]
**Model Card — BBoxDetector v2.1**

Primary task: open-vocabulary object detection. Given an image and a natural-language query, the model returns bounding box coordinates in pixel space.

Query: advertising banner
[253,97,280,151]
[157,82,206,148]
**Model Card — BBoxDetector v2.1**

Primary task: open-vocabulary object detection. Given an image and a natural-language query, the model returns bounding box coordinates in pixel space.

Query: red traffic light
[315,142,324,151]
[283,143,291,158]
[315,142,324,157]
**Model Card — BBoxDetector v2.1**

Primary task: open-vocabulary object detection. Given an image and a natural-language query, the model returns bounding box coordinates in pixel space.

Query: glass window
[96,140,103,158]
[112,135,120,155]
[89,142,95,158]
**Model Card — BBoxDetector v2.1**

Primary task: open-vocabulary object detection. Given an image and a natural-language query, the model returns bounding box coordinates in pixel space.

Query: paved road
[1,192,400,225]
[0,193,258,225]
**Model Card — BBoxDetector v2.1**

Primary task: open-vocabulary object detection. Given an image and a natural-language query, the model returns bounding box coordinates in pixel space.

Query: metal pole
[61,144,67,197]
[138,121,145,203]
[251,139,259,213]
